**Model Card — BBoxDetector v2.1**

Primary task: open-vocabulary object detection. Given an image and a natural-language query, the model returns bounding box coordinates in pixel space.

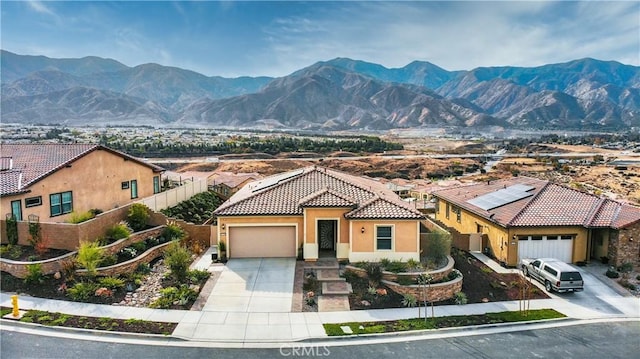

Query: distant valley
[1,50,639,131]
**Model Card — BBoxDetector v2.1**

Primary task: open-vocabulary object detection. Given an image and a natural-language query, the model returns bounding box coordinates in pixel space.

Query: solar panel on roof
[467,184,535,210]
[251,169,304,192]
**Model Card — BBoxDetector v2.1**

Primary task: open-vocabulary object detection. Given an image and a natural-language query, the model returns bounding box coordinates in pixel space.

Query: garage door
[228,226,296,258]
[517,235,573,263]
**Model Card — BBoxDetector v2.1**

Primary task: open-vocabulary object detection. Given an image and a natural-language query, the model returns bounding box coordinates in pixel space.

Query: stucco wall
[348,219,419,261]
[1,148,159,223]
[303,208,350,245]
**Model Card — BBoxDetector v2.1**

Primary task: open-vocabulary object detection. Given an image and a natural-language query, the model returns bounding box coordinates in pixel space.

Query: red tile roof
[0,144,163,196]
[214,166,424,220]
[433,176,640,229]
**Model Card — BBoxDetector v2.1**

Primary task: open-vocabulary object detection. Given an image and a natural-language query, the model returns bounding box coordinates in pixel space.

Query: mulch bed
[0,245,71,262]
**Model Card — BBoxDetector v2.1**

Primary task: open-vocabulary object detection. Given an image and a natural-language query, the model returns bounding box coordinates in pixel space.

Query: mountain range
[2,50,639,131]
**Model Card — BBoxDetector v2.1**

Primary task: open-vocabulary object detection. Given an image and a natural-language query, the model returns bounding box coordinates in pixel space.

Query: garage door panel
[229,226,296,258]
[518,235,573,263]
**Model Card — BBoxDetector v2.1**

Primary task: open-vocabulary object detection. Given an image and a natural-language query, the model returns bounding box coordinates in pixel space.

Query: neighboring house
[0,144,164,223]
[213,166,424,261]
[209,172,262,199]
[432,176,640,267]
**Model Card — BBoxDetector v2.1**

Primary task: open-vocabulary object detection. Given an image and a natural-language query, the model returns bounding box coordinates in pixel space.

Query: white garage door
[517,235,573,263]
[228,226,296,258]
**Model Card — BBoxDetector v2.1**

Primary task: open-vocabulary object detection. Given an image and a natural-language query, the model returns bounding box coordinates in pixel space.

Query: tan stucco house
[0,144,164,223]
[213,166,425,262]
[432,176,640,267]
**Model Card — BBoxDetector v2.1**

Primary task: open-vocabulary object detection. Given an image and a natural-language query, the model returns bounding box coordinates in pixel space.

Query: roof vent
[0,157,12,171]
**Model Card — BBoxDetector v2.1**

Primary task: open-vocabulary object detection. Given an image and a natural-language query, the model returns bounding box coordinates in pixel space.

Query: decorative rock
[95,287,113,297]
[53,272,61,280]
[481,297,489,303]
[360,300,371,307]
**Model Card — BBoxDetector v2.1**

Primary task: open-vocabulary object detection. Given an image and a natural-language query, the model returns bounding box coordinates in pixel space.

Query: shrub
[136,262,152,274]
[160,191,223,225]
[27,221,41,248]
[98,276,125,290]
[396,276,415,286]
[100,254,118,267]
[406,258,422,271]
[365,262,383,287]
[617,262,634,273]
[425,230,451,265]
[385,260,408,273]
[303,274,318,291]
[5,215,18,245]
[187,269,210,284]
[619,279,636,291]
[76,241,104,277]
[24,263,44,285]
[447,269,462,281]
[606,267,620,278]
[127,203,150,232]
[105,223,131,242]
[380,258,391,268]
[0,244,22,260]
[162,222,185,241]
[131,241,147,253]
[401,293,417,307]
[454,291,468,305]
[67,282,98,302]
[150,285,197,308]
[118,247,138,261]
[164,241,191,282]
[60,258,77,281]
[67,211,95,224]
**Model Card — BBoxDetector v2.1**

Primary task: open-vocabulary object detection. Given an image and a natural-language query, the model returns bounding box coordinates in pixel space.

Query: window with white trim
[376,225,393,250]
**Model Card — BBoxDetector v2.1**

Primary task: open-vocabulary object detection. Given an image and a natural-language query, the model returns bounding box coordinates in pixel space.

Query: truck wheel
[545,281,553,292]
[523,267,529,277]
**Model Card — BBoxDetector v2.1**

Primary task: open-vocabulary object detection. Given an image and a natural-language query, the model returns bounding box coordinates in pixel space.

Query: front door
[318,220,337,251]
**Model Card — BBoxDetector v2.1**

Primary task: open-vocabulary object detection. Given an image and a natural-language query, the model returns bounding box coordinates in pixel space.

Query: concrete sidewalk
[1,253,638,343]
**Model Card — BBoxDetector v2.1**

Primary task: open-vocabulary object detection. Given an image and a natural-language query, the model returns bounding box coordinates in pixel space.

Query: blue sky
[2,1,638,77]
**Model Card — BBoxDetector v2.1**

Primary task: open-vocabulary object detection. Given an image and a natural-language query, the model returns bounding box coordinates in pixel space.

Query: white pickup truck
[521,258,584,293]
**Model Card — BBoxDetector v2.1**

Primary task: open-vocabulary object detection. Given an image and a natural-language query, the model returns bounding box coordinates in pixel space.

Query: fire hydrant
[11,295,19,317]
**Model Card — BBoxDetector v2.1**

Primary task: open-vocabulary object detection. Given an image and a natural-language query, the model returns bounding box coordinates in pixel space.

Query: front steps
[308,259,351,312]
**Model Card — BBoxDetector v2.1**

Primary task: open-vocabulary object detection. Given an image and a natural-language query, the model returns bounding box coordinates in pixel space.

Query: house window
[130,180,138,199]
[25,196,42,208]
[531,236,543,241]
[454,206,461,223]
[50,191,73,217]
[121,181,130,190]
[376,225,393,250]
[560,235,573,240]
[11,200,22,221]
[445,203,450,219]
[153,176,160,194]
[435,200,439,213]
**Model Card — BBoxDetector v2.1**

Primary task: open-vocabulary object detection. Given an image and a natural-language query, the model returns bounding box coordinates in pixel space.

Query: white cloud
[26,0,55,16]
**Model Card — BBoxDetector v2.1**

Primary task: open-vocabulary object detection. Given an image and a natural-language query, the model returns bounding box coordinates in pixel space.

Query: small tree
[5,214,18,245]
[76,241,104,278]
[164,241,191,282]
[426,230,451,266]
[127,203,150,232]
[418,273,434,322]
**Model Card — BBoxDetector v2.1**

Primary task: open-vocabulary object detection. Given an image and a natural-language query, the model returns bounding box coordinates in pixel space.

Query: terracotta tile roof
[0,171,23,195]
[299,188,357,208]
[214,166,424,220]
[0,144,163,196]
[433,176,640,229]
[208,172,262,188]
[346,196,424,219]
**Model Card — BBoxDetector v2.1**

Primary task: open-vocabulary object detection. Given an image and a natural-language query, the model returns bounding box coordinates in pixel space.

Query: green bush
[385,260,408,273]
[406,258,422,271]
[150,285,197,308]
[162,222,185,241]
[136,262,152,274]
[105,223,131,242]
[67,211,95,224]
[425,230,451,265]
[365,262,383,287]
[5,215,18,245]
[187,269,210,284]
[24,263,44,285]
[164,241,191,282]
[98,276,125,290]
[380,258,391,268]
[131,241,147,253]
[67,282,98,302]
[396,276,416,286]
[617,262,634,273]
[76,241,104,277]
[454,291,468,305]
[100,254,118,267]
[127,203,150,232]
[401,293,417,307]
[606,267,620,278]
[0,244,23,260]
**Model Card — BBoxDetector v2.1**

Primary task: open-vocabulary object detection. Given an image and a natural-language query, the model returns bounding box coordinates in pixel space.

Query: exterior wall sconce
[361,227,365,234]
[221,224,225,230]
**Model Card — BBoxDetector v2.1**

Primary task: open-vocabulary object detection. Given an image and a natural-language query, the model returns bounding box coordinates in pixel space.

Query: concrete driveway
[202,258,296,312]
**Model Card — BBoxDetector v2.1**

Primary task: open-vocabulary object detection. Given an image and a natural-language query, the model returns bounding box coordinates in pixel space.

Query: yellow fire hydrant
[11,295,19,317]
